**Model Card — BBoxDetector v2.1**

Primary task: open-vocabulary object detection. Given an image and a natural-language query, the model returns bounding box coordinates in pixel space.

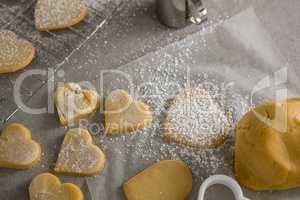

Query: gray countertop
[0,0,300,199]
[1,0,300,124]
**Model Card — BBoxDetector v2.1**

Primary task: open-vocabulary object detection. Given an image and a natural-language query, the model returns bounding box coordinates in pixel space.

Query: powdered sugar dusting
[0,30,34,68]
[55,129,102,173]
[98,58,250,180]
[35,0,87,30]
[164,87,230,148]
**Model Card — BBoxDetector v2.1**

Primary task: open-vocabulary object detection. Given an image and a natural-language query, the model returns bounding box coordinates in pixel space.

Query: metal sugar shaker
[156,0,207,28]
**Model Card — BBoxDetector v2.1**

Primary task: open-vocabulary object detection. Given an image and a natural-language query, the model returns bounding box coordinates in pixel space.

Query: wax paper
[1,6,299,200]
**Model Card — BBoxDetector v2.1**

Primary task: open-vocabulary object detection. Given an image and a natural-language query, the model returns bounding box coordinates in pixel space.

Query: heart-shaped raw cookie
[55,128,106,176]
[105,89,152,134]
[35,0,87,31]
[0,123,41,169]
[164,87,230,149]
[0,30,35,74]
[123,160,193,200]
[55,83,100,125]
[29,173,83,200]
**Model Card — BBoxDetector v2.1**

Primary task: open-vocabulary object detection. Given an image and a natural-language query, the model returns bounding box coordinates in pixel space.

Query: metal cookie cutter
[197,175,250,200]
[156,0,208,28]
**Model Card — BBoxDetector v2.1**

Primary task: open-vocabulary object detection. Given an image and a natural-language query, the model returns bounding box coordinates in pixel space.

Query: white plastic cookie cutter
[197,175,250,200]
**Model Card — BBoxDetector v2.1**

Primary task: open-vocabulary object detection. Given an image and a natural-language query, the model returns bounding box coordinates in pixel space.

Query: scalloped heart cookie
[0,123,41,169]
[123,160,193,200]
[29,173,83,200]
[105,89,152,135]
[55,83,100,125]
[35,0,87,31]
[55,128,106,176]
[0,30,35,74]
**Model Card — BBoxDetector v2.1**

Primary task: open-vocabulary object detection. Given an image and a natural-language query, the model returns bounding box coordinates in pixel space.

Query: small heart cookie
[0,123,41,169]
[0,30,35,74]
[55,128,106,176]
[123,160,193,200]
[105,89,152,135]
[35,0,87,31]
[55,83,100,125]
[29,173,83,200]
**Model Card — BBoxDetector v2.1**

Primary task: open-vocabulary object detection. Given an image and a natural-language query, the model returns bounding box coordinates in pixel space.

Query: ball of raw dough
[235,98,300,190]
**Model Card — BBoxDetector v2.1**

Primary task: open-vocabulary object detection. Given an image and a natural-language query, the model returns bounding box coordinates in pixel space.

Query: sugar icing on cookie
[0,30,35,73]
[55,128,106,176]
[55,83,99,125]
[164,87,230,148]
[35,0,87,31]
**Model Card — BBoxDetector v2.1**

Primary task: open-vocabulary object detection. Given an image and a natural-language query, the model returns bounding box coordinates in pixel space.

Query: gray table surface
[0,0,299,199]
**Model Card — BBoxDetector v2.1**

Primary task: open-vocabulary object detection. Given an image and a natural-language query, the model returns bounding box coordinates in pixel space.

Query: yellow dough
[35,0,87,31]
[105,89,153,135]
[123,160,193,200]
[235,98,300,190]
[29,173,83,200]
[0,123,41,169]
[0,30,35,74]
[55,128,106,176]
[55,83,100,125]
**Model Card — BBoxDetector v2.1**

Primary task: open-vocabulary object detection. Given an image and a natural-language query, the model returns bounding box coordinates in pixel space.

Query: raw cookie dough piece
[55,83,99,125]
[0,123,41,169]
[29,173,83,200]
[55,128,106,176]
[35,0,87,31]
[123,160,193,200]
[235,98,300,191]
[0,30,35,74]
[105,89,152,135]
[164,87,230,149]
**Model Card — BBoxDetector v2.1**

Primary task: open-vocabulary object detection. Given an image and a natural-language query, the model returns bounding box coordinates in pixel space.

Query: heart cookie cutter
[197,175,250,200]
